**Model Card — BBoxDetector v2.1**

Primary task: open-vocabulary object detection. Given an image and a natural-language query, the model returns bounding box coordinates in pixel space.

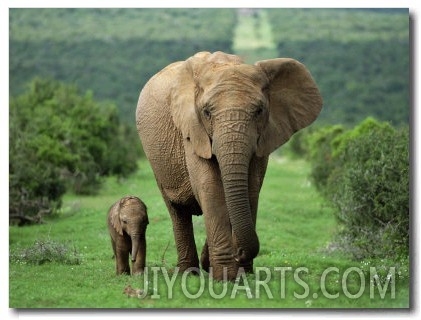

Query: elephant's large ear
[110,201,123,236]
[171,53,212,159]
[255,58,323,157]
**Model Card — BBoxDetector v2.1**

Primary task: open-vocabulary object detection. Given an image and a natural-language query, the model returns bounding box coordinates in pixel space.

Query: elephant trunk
[214,135,259,264]
[131,235,140,262]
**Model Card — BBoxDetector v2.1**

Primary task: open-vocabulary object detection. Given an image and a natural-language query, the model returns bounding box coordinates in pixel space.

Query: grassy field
[9,157,409,308]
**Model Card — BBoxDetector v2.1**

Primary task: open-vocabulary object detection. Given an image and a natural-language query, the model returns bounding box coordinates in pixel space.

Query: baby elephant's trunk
[131,235,140,262]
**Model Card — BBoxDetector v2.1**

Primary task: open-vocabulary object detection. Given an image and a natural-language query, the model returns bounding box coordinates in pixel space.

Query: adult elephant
[136,51,322,281]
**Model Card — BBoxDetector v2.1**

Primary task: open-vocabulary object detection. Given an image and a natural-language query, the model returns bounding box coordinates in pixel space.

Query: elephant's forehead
[121,199,141,208]
[209,64,266,85]
[202,66,266,103]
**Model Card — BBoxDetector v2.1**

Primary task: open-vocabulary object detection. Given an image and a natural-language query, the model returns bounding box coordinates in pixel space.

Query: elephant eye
[254,104,264,117]
[121,219,128,224]
[203,107,211,120]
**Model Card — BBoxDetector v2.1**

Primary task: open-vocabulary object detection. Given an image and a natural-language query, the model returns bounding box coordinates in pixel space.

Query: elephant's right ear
[110,201,123,236]
[171,54,212,159]
[255,58,323,156]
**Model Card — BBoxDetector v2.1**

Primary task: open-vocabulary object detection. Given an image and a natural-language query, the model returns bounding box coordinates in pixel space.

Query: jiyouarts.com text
[134,266,396,300]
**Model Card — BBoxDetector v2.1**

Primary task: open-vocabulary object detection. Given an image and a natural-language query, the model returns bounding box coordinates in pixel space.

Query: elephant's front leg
[115,241,131,275]
[189,162,239,281]
[200,187,240,281]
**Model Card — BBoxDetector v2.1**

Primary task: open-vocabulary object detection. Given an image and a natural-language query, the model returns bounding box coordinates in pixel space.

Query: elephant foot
[116,263,131,275]
[208,263,242,282]
[116,269,131,276]
[240,260,254,274]
[177,262,200,275]
[132,267,145,275]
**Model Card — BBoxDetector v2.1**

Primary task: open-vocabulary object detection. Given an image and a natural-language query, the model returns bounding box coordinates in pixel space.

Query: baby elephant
[107,196,148,275]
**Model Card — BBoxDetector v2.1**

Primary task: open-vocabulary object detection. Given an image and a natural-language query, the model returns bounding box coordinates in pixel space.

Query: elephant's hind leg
[200,240,210,272]
[164,198,200,273]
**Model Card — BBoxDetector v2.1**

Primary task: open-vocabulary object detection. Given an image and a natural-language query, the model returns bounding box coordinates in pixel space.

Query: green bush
[9,78,139,224]
[280,127,312,159]
[306,125,345,192]
[330,117,395,157]
[307,118,409,259]
[327,124,409,259]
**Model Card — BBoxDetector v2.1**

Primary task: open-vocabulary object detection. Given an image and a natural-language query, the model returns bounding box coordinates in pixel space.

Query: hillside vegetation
[267,8,409,125]
[9,8,409,126]
[9,8,237,123]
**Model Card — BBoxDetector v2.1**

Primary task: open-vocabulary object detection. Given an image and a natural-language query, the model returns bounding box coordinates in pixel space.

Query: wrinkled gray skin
[107,196,148,275]
[136,51,322,281]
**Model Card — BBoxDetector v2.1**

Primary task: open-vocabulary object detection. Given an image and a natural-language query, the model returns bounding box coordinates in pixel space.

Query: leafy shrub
[308,118,409,259]
[306,125,345,192]
[9,78,139,223]
[281,127,313,159]
[327,124,409,259]
[330,117,395,158]
[10,239,81,265]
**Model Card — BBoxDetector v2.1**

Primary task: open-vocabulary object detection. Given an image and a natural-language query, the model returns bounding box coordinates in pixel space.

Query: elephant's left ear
[110,201,123,236]
[171,54,213,159]
[255,58,323,157]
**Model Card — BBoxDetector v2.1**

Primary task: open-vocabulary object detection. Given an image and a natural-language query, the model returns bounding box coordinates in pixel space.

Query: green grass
[9,158,409,308]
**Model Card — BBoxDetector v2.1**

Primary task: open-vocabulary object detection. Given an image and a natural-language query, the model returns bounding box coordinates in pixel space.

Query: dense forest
[9,9,237,123]
[10,8,409,126]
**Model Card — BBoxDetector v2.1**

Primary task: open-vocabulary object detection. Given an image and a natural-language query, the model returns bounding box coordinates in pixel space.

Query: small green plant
[10,239,81,265]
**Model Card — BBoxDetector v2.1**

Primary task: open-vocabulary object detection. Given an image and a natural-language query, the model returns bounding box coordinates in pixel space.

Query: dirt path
[232,9,278,63]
